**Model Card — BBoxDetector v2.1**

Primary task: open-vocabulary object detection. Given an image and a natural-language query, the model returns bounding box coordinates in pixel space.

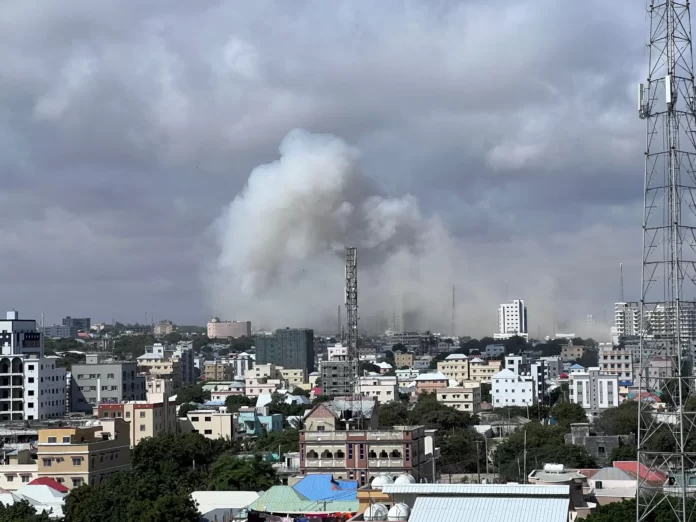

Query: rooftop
[415,372,448,381]
[408,496,570,522]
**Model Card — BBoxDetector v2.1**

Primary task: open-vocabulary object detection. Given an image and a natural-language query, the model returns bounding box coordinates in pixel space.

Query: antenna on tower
[619,263,624,302]
[337,305,341,340]
[345,246,361,427]
[451,285,456,337]
[637,3,696,522]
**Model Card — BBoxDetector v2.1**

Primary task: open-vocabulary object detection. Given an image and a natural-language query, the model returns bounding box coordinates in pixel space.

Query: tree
[292,387,310,398]
[311,395,334,406]
[379,402,410,428]
[253,428,300,454]
[480,383,492,404]
[225,395,254,413]
[438,430,486,474]
[175,384,210,405]
[178,403,197,417]
[163,332,183,344]
[392,343,407,352]
[596,402,639,436]
[609,445,637,462]
[267,392,306,417]
[206,455,278,491]
[0,500,52,521]
[584,497,691,522]
[230,336,254,352]
[550,402,587,429]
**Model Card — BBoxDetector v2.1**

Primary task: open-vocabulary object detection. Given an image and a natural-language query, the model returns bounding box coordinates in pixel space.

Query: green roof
[249,486,358,515]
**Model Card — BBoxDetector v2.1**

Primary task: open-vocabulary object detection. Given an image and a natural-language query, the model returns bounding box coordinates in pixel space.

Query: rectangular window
[348,444,353,459]
[191,416,199,422]
[47,437,57,443]
[6,476,13,482]
[72,457,82,466]
[42,459,52,467]
[72,478,83,487]
[204,417,211,422]
[125,412,131,418]
[204,429,213,435]
[21,476,29,483]
[63,436,70,443]
[140,425,146,432]
[359,444,365,459]
[139,412,146,418]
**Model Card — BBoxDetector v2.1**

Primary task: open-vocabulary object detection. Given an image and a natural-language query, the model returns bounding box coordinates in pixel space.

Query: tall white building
[491,368,535,407]
[495,299,528,340]
[569,368,619,417]
[614,302,641,336]
[0,311,66,421]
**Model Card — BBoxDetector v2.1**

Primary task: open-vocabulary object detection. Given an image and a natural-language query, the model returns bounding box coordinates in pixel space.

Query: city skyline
[0,1,644,336]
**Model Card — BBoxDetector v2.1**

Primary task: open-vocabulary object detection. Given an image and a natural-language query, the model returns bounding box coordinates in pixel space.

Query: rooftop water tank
[544,463,565,473]
[364,504,389,521]
[371,474,394,490]
[393,473,416,485]
[387,503,411,521]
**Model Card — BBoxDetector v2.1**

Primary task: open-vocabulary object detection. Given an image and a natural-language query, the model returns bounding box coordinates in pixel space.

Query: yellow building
[181,410,235,441]
[36,419,130,489]
[469,358,501,383]
[204,362,233,381]
[394,352,415,368]
[98,397,177,448]
[436,381,481,413]
[0,449,38,490]
[437,354,470,382]
[279,368,306,386]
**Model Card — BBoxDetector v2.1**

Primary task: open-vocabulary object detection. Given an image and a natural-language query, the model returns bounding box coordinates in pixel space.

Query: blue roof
[293,474,358,501]
[619,381,633,386]
[569,364,585,369]
[204,400,226,406]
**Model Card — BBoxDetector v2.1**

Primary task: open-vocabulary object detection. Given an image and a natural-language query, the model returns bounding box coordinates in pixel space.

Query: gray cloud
[0,0,648,336]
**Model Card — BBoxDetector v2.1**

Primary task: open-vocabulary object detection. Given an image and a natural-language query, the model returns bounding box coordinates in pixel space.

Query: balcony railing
[305,458,345,468]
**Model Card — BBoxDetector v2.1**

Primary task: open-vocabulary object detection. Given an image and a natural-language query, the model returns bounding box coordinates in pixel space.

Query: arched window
[321,450,334,459]
[379,450,388,458]
[307,450,318,459]
[390,449,402,458]
[369,450,377,458]
[335,450,345,458]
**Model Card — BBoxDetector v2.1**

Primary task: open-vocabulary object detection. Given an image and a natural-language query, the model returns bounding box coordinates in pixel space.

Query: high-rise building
[495,299,528,340]
[172,341,195,386]
[62,316,91,332]
[207,318,251,339]
[255,328,314,373]
[0,311,67,421]
[38,324,78,339]
[70,354,146,412]
[569,368,619,418]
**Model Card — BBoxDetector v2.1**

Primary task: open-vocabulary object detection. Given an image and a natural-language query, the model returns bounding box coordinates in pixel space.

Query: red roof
[613,461,667,485]
[559,373,569,378]
[28,477,70,493]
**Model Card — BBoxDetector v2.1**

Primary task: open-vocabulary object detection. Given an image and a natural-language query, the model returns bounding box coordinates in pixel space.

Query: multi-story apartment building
[172,341,195,386]
[495,299,528,340]
[569,368,620,417]
[485,344,506,358]
[300,398,436,485]
[358,375,398,404]
[62,316,91,332]
[614,302,641,337]
[203,361,233,381]
[645,303,696,342]
[279,368,306,387]
[233,352,255,377]
[599,346,633,380]
[38,324,78,339]
[414,372,449,394]
[153,320,175,336]
[182,410,235,440]
[437,354,469,383]
[469,358,502,383]
[385,331,430,349]
[561,343,585,363]
[492,369,535,408]
[136,343,182,389]
[98,395,177,448]
[255,328,315,373]
[436,381,481,413]
[207,318,251,339]
[394,352,414,368]
[0,448,37,490]
[320,360,357,396]
[71,354,146,412]
[539,356,562,381]
[146,378,173,401]
[0,311,67,421]
[36,419,131,489]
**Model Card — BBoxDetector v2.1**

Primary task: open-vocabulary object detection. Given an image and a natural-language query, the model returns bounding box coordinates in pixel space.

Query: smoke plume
[206,129,609,338]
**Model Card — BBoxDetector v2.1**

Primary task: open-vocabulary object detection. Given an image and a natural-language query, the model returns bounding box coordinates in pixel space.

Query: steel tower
[638,2,696,520]
[344,247,363,423]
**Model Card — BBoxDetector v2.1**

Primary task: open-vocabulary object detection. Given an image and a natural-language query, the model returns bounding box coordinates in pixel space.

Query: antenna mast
[637,2,696,521]
[620,263,624,302]
[451,285,456,337]
[345,247,360,423]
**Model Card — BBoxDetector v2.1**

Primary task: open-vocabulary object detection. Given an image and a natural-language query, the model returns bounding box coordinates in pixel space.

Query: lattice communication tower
[638,2,696,520]
[344,247,362,421]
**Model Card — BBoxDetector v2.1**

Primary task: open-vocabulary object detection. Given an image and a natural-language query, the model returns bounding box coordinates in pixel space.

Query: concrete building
[0,449,38,490]
[300,398,437,485]
[414,372,449,394]
[327,344,349,361]
[172,341,195,386]
[394,352,415,368]
[561,344,585,363]
[436,381,481,413]
[137,343,182,389]
[36,419,131,489]
[279,368,306,387]
[321,360,357,396]
[437,354,469,383]
[613,302,641,338]
[62,317,91,332]
[236,406,283,437]
[182,410,235,440]
[234,352,255,377]
[38,325,77,339]
[146,378,173,401]
[569,368,620,417]
[98,395,177,448]
[71,354,146,412]
[203,361,233,381]
[492,368,535,407]
[255,328,315,373]
[565,423,634,465]
[207,318,251,339]
[469,358,502,383]
[496,299,528,340]
[485,344,506,358]
[599,346,633,380]
[358,375,399,403]
[153,320,175,336]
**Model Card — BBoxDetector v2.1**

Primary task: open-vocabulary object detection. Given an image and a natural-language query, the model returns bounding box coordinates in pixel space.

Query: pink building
[414,372,449,394]
[207,318,251,339]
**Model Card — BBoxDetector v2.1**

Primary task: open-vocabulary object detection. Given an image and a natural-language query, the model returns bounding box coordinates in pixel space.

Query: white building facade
[569,368,620,417]
[496,299,528,340]
[358,375,399,404]
[491,368,535,407]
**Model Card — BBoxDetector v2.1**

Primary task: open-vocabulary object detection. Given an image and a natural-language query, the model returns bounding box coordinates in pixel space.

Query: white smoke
[205,129,609,338]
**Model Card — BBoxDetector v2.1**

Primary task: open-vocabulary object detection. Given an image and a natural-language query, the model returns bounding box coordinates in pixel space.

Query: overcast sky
[0,1,648,336]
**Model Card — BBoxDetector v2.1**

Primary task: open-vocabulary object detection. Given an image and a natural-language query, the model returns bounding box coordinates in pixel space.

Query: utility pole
[475,440,481,484]
[523,430,527,484]
[637,3,696,522]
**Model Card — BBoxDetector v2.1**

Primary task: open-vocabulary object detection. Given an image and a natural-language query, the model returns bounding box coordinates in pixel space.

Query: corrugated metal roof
[381,484,570,496]
[408,497,570,522]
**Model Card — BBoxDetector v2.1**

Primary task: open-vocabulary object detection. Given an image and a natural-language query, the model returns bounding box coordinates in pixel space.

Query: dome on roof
[394,473,416,485]
[364,504,389,521]
[388,503,411,521]
[371,474,394,489]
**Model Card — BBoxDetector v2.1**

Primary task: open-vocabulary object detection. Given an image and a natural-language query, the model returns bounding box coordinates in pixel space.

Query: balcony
[305,458,346,468]
[367,459,407,468]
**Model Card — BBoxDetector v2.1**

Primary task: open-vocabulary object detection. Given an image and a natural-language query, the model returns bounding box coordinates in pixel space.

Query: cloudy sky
[0,0,648,336]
